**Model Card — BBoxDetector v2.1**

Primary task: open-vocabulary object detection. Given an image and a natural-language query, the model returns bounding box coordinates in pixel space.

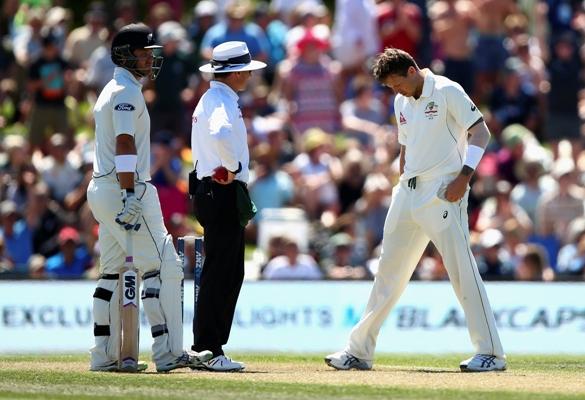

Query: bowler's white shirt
[395,69,482,180]
[191,81,250,183]
[93,67,151,181]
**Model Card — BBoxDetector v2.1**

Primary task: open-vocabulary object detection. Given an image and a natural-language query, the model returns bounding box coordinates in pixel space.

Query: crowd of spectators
[0,0,584,282]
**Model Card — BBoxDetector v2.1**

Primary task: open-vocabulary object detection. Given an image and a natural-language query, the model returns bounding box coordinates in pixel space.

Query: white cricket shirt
[92,67,151,182]
[191,81,250,183]
[395,69,482,180]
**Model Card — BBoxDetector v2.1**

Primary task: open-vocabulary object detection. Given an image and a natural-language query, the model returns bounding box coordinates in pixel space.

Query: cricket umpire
[190,41,266,372]
[87,23,211,373]
[325,48,506,372]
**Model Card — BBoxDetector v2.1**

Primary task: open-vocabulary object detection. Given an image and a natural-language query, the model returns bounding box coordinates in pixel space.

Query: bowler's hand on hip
[115,191,143,231]
[444,174,470,202]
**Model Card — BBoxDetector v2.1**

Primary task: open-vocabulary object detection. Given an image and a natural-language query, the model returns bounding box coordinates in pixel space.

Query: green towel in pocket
[235,182,257,227]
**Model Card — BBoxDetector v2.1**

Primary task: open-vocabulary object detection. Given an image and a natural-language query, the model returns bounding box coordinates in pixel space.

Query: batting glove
[115,190,143,231]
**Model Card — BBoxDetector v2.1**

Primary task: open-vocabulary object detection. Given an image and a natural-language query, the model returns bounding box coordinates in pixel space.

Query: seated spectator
[354,172,391,252]
[7,161,37,210]
[340,76,389,151]
[45,226,92,279]
[150,131,187,223]
[0,134,29,180]
[556,218,585,276]
[476,180,533,236]
[0,200,33,274]
[26,181,65,258]
[535,157,585,245]
[262,237,323,280]
[249,142,294,217]
[515,244,555,281]
[200,0,269,63]
[475,228,515,280]
[291,128,341,222]
[323,232,371,280]
[501,218,526,268]
[337,148,367,214]
[251,115,296,165]
[488,59,539,136]
[510,158,551,223]
[35,133,82,205]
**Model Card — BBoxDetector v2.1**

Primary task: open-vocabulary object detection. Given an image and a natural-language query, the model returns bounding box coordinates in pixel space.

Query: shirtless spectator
[430,0,477,93]
[471,0,517,103]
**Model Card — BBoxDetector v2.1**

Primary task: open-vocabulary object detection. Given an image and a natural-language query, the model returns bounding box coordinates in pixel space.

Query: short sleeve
[112,88,140,137]
[394,96,407,145]
[444,83,483,130]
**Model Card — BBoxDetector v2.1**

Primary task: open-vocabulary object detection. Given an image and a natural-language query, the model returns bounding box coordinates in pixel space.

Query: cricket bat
[118,230,140,372]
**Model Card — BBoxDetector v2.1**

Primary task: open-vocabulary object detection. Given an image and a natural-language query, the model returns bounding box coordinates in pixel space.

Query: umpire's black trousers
[192,179,245,357]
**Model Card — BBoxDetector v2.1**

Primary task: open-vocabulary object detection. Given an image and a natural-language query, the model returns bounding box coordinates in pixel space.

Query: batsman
[87,23,211,373]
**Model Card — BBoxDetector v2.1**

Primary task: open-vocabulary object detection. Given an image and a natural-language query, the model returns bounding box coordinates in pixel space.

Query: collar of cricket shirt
[419,68,435,99]
[210,80,240,102]
[113,67,143,88]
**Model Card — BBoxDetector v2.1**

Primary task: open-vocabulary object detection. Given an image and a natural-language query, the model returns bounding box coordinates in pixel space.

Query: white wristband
[115,154,137,173]
[464,145,485,170]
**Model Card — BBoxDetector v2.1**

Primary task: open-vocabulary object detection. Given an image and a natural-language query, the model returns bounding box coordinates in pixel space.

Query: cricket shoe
[156,350,213,373]
[324,350,372,370]
[90,361,148,372]
[194,355,245,372]
[460,354,507,372]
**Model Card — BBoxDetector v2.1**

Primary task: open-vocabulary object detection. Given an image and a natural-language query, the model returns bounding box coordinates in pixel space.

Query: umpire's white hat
[199,41,266,73]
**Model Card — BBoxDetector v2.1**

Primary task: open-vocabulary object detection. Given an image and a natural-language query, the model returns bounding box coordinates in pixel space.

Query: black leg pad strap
[151,324,168,338]
[141,288,160,300]
[94,324,110,336]
[93,287,113,302]
[99,273,119,280]
[143,270,160,280]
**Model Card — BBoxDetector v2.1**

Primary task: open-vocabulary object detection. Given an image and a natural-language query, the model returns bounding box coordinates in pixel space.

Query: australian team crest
[424,101,438,119]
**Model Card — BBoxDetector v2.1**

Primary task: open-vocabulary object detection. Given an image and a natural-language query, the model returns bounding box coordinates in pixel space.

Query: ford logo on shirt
[115,103,135,111]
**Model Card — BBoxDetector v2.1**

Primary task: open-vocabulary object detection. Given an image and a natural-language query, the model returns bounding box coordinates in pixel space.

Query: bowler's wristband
[463,145,484,170]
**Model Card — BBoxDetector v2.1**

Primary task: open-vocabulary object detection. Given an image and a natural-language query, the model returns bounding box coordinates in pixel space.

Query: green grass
[0,354,584,400]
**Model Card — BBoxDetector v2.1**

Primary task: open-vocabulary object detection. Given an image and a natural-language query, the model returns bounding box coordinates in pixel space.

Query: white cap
[194,0,218,17]
[157,21,187,45]
[199,41,267,73]
[480,229,504,248]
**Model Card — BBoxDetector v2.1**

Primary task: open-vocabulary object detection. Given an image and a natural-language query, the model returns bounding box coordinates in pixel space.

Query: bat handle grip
[125,230,133,263]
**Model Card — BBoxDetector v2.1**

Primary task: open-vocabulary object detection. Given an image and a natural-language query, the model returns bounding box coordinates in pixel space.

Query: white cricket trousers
[347,174,504,361]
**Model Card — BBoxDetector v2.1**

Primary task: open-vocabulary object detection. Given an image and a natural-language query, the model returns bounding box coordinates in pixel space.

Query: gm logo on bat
[123,272,138,306]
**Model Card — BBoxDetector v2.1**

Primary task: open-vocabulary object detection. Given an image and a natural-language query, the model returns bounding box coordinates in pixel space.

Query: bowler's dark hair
[372,48,419,82]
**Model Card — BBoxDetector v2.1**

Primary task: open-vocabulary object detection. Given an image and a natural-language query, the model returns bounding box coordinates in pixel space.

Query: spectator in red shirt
[377,0,422,61]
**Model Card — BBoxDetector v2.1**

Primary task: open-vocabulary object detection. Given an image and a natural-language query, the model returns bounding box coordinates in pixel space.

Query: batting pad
[89,278,120,368]
[142,237,185,365]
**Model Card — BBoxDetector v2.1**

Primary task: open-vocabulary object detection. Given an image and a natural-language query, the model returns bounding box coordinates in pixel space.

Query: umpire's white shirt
[395,69,482,181]
[191,81,250,183]
[93,67,151,182]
